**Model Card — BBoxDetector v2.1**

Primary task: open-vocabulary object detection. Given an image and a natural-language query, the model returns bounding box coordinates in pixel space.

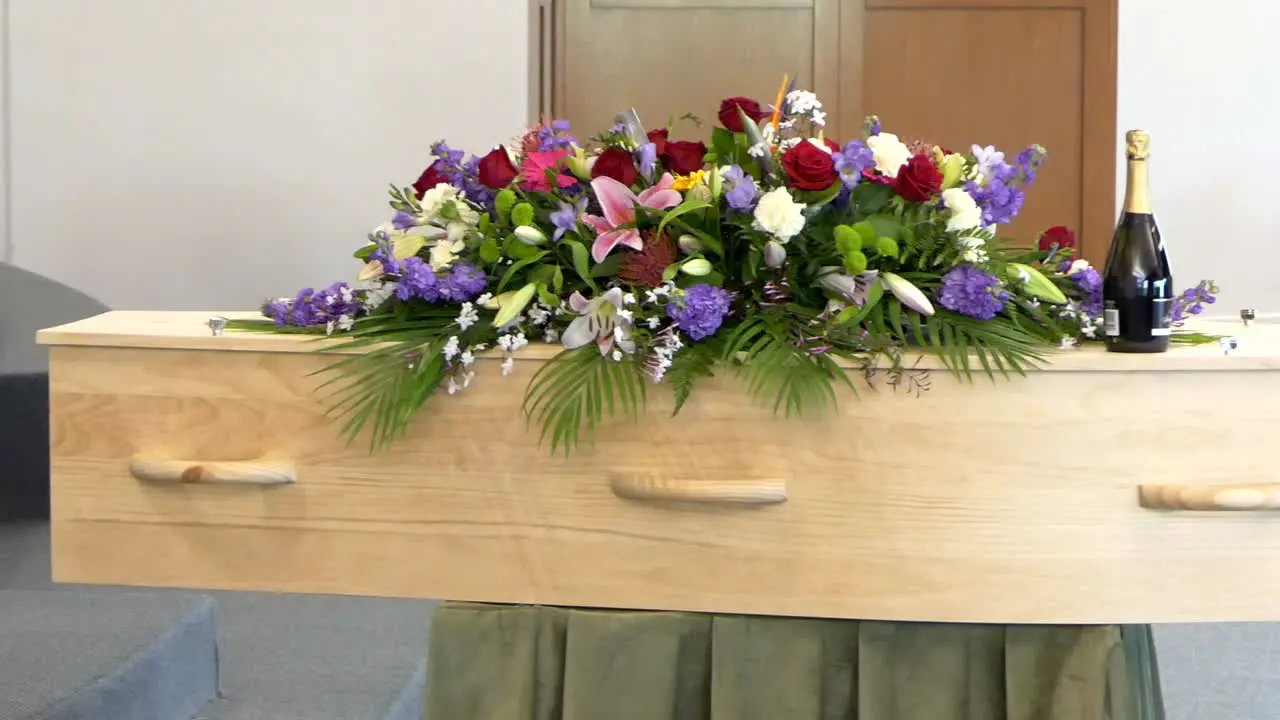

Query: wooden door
[538,0,1117,262]
[546,0,840,142]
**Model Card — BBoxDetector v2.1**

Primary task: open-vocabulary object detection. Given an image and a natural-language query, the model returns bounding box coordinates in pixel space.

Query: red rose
[646,129,669,157]
[1039,226,1076,252]
[477,146,518,189]
[718,96,769,133]
[824,138,841,153]
[412,160,451,199]
[661,140,708,175]
[781,140,837,191]
[590,146,638,186]
[891,153,943,202]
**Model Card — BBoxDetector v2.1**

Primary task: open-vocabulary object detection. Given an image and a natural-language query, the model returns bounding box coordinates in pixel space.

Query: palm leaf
[522,347,647,454]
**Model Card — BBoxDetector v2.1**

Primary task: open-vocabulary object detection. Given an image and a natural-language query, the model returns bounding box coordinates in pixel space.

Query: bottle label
[1151,297,1173,336]
[1103,302,1120,337]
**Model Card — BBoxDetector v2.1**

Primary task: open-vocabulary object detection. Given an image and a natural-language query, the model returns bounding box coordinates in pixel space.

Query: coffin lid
[35,310,1276,372]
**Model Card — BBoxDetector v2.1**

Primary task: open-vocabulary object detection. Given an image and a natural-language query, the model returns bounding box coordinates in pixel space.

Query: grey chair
[0,263,108,521]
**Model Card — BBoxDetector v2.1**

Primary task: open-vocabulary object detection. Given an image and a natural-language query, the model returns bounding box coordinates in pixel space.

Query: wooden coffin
[36,311,1280,624]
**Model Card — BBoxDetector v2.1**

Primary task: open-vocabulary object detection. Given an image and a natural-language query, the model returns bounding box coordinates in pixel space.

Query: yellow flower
[671,170,706,192]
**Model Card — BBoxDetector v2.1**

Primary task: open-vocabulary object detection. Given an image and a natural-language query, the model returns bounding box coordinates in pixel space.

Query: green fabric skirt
[424,603,1164,720]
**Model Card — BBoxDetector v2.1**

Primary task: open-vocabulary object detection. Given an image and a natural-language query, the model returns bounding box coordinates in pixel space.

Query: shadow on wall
[0,263,110,521]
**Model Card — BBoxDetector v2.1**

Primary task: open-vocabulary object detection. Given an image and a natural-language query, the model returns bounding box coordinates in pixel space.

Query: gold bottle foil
[1125,130,1150,160]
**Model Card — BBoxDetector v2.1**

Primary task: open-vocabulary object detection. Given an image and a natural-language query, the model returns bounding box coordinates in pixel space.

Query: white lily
[561,288,636,357]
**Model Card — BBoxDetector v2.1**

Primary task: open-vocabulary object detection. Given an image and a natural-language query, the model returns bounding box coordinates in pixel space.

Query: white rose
[752,187,807,243]
[941,188,982,232]
[867,132,911,176]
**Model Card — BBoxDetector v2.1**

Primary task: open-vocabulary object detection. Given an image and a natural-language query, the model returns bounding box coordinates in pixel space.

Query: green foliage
[723,310,852,417]
[521,347,648,455]
[664,338,723,415]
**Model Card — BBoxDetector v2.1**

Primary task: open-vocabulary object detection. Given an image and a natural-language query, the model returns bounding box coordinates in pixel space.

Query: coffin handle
[1138,483,1280,511]
[609,474,786,505]
[129,456,296,486]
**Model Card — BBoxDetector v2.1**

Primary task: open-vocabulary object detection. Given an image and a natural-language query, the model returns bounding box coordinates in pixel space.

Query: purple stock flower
[395,258,487,304]
[833,141,875,188]
[666,284,733,341]
[1059,259,1103,317]
[264,282,362,331]
[637,142,658,181]
[863,116,882,137]
[367,231,402,275]
[1172,280,1219,323]
[938,267,1008,320]
[391,211,416,230]
[428,141,494,209]
[536,119,577,152]
[550,197,588,242]
[1015,145,1047,185]
[720,165,759,211]
[965,174,1025,226]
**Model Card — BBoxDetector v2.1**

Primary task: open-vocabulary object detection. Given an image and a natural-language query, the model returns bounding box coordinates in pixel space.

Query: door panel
[553,0,839,142]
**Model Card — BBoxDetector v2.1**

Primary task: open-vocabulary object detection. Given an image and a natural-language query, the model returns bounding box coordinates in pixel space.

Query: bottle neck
[1123,157,1151,214]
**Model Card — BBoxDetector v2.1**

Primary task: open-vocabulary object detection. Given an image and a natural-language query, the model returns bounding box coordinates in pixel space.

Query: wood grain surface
[40,310,1280,622]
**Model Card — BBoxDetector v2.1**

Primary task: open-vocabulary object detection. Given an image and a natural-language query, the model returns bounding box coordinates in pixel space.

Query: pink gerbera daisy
[520,150,577,192]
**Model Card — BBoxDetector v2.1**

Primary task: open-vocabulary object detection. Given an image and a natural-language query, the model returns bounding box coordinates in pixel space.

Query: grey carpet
[1,522,430,720]
[0,589,218,720]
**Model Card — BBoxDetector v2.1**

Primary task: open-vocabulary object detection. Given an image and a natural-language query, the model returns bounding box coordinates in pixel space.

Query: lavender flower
[1172,280,1220,323]
[833,141,875,188]
[264,282,362,332]
[394,258,487,304]
[666,284,733,341]
[391,211,417,230]
[366,231,401,276]
[938,267,1008,320]
[637,142,658,181]
[720,165,759,211]
[536,119,577,152]
[428,141,494,209]
[1015,145,1048,185]
[1059,259,1103,317]
[550,197,588,242]
[965,174,1025,226]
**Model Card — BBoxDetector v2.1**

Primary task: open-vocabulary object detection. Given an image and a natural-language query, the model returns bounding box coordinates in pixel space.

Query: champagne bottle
[1102,130,1173,353]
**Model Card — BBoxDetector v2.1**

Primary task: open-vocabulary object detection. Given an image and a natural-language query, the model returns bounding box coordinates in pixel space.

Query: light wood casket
[36,311,1280,624]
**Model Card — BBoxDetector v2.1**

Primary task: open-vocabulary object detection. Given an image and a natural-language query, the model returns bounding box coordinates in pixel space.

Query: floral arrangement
[233,84,1219,452]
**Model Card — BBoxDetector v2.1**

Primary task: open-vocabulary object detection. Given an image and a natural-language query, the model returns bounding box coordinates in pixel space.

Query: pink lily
[583,173,682,262]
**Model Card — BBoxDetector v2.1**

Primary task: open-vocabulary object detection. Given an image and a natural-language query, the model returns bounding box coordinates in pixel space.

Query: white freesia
[941,188,982,232]
[752,187,807,243]
[867,132,911,176]
[429,237,466,271]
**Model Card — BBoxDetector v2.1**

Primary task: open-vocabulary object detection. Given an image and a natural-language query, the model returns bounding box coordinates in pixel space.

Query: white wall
[6,0,527,310]
[3,0,1273,316]
[1116,0,1277,317]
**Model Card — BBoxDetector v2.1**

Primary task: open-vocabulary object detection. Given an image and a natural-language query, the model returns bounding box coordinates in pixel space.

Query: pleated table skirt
[424,603,1163,720]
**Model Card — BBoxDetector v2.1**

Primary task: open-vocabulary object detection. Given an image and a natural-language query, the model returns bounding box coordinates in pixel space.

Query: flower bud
[680,258,713,276]
[677,234,702,254]
[514,225,548,246]
[763,240,787,269]
[881,272,935,316]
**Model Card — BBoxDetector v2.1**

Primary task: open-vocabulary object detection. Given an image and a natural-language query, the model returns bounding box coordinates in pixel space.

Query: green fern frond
[521,347,647,455]
[664,339,723,415]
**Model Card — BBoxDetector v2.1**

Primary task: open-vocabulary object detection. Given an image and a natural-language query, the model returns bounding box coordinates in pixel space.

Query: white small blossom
[456,302,479,330]
[459,350,475,367]
[623,292,637,306]
[611,349,623,362]
[616,308,634,322]
[747,142,769,158]
[811,109,827,127]
[497,332,528,353]
[785,90,822,115]
[543,328,559,343]
[527,305,551,325]
[1058,336,1079,350]
[780,137,803,151]
[476,292,493,307]
[1080,323,1097,340]
[442,336,460,361]
[501,357,515,376]
[646,317,662,330]
[339,285,355,303]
